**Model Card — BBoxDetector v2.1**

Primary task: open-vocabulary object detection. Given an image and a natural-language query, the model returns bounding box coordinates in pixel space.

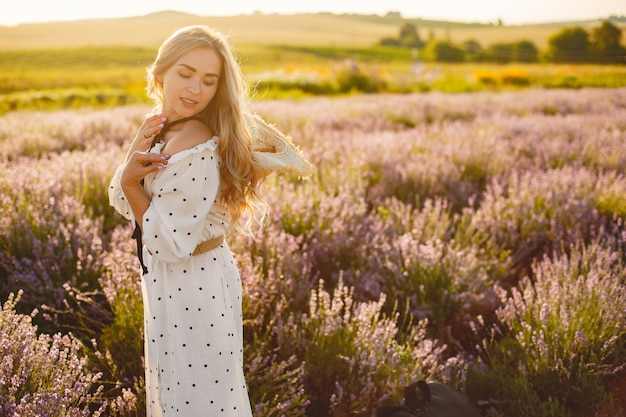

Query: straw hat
[247,113,314,178]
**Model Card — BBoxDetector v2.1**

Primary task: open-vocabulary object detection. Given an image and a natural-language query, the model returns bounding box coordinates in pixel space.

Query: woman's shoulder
[162,120,216,157]
[165,135,218,164]
[182,119,214,139]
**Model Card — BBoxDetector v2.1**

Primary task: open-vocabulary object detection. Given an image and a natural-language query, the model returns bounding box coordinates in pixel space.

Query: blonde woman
[109,25,312,416]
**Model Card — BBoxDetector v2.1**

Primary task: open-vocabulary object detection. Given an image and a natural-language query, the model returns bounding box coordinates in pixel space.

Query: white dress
[108,137,253,417]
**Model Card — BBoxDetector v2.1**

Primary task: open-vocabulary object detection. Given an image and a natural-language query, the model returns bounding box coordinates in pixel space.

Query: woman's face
[158,46,222,121]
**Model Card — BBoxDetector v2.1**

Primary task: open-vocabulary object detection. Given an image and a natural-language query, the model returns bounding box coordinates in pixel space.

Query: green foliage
[589,21,626,63]
[546,27,590,63]
[468,240,626,416]
[593,174,626,220]
[0,46,155,71]
[487,43,514,64]
[0,43,625,113]
[513,40,540,63]
[486,41,539,64]
[379,37,401,47]
[378,22,425,48]
[542,74,584,89]
[277,45,414,62]
[0,292,105,416]
[0,46,152,97]
[279,279,464,417]
[1,88,146,113]
[379,20,620,65]
[399,23,422,46]
[455,167,608,282]
[463,39,484,61]
[0,185,105,318]
[425,40,465,62]
[499,68,531,86]
[74,226,146,416]
[336,67,387,93]
[245,349,308,417]
[98,287,144,387]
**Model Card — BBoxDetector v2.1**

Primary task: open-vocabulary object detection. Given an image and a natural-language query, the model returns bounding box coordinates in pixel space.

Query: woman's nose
[187,78,200,93]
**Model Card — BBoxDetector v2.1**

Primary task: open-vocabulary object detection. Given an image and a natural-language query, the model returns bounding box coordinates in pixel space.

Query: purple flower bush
[467,237,626,416]
[277,278,466,416]
[0,87,624,416]
[0,106,146,160]
[0,181,103,315]
[456,166,613,283]
[0,150,118,328]
[0,291,105,416]
[92,225,145,415]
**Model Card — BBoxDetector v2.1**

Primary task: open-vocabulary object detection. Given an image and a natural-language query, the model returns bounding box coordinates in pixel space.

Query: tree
[488,43,514,63]
[463,39,484,62]
[385,11,402,20]
[512,40,539,63]
[399,22,424,48]
[379,37,401,47]
[590,21,625,63]
[546,27,589,63]
[379,22,425,48]
[427,40,465,62]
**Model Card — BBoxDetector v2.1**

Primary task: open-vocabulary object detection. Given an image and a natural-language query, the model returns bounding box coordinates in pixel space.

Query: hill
[0,11,396,50]
[0,11,622,51]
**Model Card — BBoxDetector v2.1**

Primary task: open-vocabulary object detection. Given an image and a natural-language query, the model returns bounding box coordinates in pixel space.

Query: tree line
[380,21,626,64]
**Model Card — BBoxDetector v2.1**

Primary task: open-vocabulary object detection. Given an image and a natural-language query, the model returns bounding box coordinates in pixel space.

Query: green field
[0,12,625,112]
[1,44,625,113]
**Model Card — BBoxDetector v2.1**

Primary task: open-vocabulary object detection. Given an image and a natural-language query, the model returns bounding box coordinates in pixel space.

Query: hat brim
[246,113,315,178]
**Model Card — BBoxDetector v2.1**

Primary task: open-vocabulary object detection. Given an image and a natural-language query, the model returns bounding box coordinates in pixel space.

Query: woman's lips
[180,97,198,107]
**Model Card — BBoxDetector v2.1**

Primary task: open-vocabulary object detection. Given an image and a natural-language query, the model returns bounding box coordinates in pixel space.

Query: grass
[0,12,624,111]
[1,44,626,113]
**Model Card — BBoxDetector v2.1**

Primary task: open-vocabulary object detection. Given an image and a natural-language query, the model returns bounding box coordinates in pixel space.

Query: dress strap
[149,116,207,150]
[132,221,148,275]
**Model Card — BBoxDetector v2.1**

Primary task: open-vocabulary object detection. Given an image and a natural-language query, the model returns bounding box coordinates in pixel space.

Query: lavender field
[1,88,626,417]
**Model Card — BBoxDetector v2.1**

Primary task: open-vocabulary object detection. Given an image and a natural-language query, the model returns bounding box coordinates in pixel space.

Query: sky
[2,0,625,27]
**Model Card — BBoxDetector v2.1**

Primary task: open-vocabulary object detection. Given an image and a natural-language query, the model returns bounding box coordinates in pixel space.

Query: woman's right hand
[126,113,168,161]
[119,150,169,227]
[121,151,170,188]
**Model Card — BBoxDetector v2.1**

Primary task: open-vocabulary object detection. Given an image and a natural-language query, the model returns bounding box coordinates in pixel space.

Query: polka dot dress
[109,137,253,417]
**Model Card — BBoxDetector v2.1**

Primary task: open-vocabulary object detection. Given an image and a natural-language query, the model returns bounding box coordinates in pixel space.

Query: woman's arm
[121,151,170,228]
[114,113,169,225]
[108,114,168,219]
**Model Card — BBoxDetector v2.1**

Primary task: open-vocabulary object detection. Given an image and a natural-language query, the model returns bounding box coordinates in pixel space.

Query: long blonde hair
[146,25,267,233]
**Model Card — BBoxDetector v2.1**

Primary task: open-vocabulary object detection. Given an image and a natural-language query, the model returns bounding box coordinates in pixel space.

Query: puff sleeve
[108,163,134,221]
[140,141,220,264]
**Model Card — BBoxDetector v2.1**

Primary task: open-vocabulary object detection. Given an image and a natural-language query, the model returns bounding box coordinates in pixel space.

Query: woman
[109,25,312,416]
